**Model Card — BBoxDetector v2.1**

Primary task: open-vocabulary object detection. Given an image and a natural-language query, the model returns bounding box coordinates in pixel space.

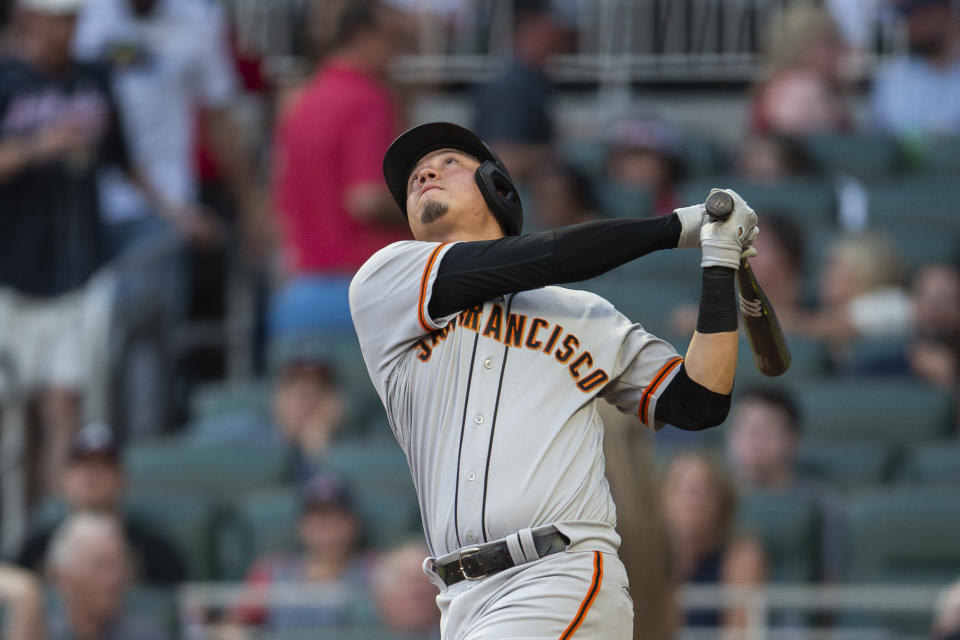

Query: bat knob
[705,191,734,220]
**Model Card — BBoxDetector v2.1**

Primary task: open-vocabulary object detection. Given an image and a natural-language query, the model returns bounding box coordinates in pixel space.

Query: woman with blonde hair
[661,449,767,630]
[750,4,853,135]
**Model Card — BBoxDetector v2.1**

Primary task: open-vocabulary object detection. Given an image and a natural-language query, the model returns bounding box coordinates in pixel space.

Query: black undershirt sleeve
[429,214,681,318]
[654,363,731,430]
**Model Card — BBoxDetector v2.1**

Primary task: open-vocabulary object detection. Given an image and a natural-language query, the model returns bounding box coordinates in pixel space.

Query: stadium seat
[612,250,702,284]
[125,439,292,500]
[732,337,829,389]
[581,278,699,338]
[679,135,725,177]
[801,134,903,180]
[597,181,655,218]
[878,225,960,274]
[845,337,910,377]
[866,177,960,228]
[231,486,300,561]
[190,378,273,422]
[124,489,221,580]
[125,586,178,637]
[559,138,607,182]
[898,442,960,485]
[681,178,837,226]
[796,440,895,488]
[922,135,960,175]
[844,486,960,583]
[791,379,955,444]
[737,490,820,582]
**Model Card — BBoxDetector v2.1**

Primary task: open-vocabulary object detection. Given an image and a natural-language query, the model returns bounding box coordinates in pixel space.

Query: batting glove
[700,188,758,270]
[675,204,705,249]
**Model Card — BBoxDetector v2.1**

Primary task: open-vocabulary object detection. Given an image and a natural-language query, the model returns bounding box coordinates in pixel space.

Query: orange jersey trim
[559,551,604,640]
[638,356,683,426]
[418,243,449,332]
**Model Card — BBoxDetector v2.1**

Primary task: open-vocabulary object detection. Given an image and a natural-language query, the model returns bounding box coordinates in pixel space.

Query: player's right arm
[428,207,703,317]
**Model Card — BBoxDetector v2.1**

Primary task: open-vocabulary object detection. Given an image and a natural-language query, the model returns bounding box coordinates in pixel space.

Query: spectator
[661,449,766,630]
[0,563,46,640]
[908,263,960,390]
[46,512,170,640]
[272,348,347,479]
[792,233,911,357]
[231,472,372,633]
[934,577,960,640]
[871,0,960,138]
[604,117,685,217]
[371,541,440,637]
[725,388,843,581]
[527,162,598,231]
[15,422,187,586]
[271,0,407,336]
[735,135,818,181]
[0,0,175,496]
[750,4,852,135]
[73,0,262,259]
[472,0,569,182]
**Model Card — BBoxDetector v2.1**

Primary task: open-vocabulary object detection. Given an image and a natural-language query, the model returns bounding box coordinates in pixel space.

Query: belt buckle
[458,546,486,581]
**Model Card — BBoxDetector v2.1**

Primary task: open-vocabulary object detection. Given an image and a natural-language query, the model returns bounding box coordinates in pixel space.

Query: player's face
[405,148,493,241]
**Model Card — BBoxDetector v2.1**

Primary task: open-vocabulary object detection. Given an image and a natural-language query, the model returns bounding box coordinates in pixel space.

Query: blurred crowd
[0,0,959,638]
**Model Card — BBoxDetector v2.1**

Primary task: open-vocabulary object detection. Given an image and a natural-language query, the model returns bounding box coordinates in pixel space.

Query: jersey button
[483,358,493,369]
[466,531,476,542]
[474,415,484,425]
[467,472,476,481]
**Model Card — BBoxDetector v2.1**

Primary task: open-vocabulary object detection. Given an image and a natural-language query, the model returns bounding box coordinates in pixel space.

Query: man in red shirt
[271,1,408,336]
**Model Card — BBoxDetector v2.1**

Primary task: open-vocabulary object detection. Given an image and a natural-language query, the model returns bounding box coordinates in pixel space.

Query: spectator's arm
[0,564,46,640]
[343,182,401,224]
[720,537,767,628]
[341,95,403,224]
[0,119,90,183]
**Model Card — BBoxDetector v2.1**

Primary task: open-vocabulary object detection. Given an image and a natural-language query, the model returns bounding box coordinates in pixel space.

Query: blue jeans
[268,274,354,338]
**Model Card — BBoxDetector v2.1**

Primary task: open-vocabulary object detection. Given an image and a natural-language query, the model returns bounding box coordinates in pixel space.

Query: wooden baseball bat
[704,191,792,377]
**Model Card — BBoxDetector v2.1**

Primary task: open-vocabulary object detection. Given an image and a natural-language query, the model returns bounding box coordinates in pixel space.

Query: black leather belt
[432,530,569,587]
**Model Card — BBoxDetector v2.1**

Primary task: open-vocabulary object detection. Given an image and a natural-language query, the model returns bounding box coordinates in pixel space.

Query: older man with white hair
[46,512,170,640]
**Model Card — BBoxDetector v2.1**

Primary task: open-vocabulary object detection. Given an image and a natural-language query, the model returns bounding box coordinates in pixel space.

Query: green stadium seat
[792,379,955,444]
[737,490,820,582]
[125,439,291,500]
[922,135,960,175]
[878,226,960,274]
[679,135,724,177]
[732,337,829,389]
[846,337,909,376]
[232,486,300,561]
[899,442,960,484]
[581,278,699,338]
[597,181,655,218]
[844,486,960,583]
[124,489,220,580]
[681,178,836,226]
[802,134,903,180]
[866,177,960,228]
[190,378,272,421]
[613,250,702,284]
[796,440,895,488]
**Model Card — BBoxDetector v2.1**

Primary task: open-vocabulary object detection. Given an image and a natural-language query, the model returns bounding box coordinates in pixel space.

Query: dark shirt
[473,59,553,144]
[0,56,130,296]
[685,548,723,628]
[16,514,187,586]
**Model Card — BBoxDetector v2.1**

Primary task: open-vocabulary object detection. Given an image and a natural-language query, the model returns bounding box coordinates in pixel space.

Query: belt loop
[505,532,525,565]
[518,528,539,563]
[422,556,446,591]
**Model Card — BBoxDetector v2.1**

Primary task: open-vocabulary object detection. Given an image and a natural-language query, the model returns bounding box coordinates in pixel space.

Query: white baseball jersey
[349,240,683,560]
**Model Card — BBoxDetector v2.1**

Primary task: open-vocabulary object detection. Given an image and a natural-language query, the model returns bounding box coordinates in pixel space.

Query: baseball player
[349,122,758,639]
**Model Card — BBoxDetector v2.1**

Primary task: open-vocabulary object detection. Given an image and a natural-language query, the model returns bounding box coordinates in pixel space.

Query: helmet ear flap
[474,161,523,236]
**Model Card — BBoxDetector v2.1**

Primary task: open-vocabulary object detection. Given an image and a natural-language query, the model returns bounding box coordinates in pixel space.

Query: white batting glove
[700,188,758,270]
[674,204,705,249]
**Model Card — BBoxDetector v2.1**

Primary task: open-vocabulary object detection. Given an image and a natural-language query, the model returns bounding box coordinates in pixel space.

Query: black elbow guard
[654,364,731,431]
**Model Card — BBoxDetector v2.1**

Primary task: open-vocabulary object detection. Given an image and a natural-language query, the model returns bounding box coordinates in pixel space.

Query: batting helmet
[383,122,523,236]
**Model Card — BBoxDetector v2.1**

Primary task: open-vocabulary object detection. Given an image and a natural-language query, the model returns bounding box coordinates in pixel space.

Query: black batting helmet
[383,122,523,236]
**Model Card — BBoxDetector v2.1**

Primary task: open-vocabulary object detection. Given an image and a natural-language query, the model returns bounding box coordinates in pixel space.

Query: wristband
[696,266,738,333]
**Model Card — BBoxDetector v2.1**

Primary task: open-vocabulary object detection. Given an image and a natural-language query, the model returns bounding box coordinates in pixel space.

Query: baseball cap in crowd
[17,0,86,14]
[69,421,120,463]
[300,472,353,513]
[269,336,338,380]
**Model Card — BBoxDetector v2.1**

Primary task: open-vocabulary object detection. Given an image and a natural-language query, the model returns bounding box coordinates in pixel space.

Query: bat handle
[705,190,734,220]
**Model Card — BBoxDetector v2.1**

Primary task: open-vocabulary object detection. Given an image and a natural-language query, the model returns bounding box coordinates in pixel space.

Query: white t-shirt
[350,241,684,558]
[74,0,238,222]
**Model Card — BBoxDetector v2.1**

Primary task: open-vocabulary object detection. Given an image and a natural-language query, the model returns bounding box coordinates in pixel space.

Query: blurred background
[0,0,959,638]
